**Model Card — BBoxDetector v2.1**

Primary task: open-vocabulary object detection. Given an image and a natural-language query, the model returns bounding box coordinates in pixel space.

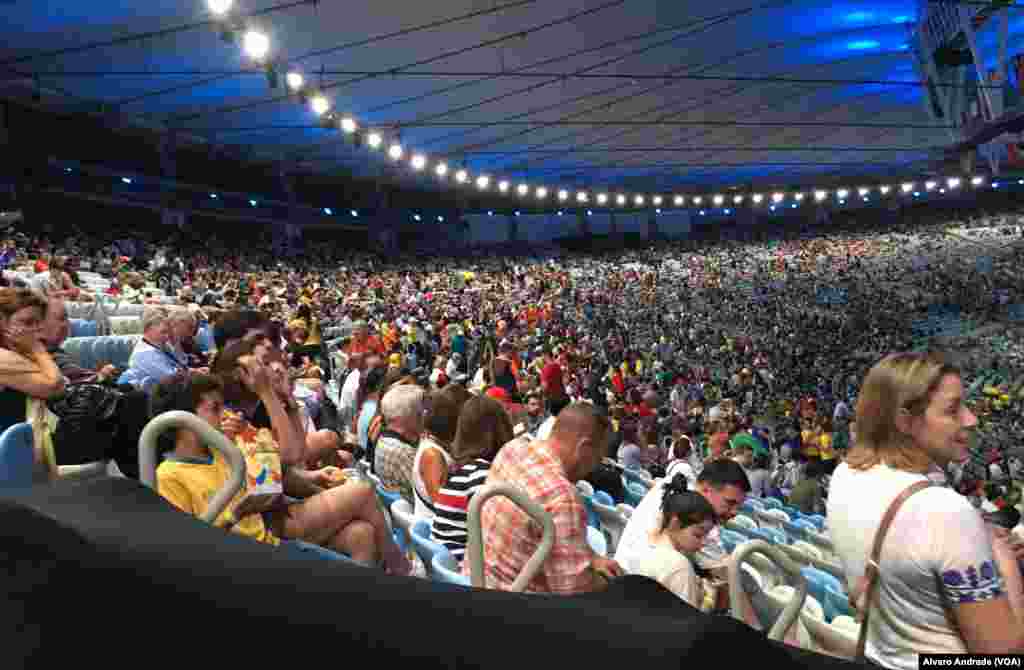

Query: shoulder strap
[853,480,932,661]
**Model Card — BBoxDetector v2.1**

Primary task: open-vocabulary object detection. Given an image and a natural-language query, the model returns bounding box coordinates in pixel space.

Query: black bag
[48,384,124,466]
[48,384,122,430]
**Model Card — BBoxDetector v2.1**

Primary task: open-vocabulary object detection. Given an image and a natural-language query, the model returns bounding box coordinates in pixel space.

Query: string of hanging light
[206,0,994,216]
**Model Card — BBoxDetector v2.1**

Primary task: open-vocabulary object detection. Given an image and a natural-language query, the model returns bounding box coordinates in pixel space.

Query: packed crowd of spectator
[2,196,1024,664]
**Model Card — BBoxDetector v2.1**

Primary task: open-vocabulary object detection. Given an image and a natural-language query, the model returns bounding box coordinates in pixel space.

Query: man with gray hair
[373,383,426,503]
[123,307,206,392]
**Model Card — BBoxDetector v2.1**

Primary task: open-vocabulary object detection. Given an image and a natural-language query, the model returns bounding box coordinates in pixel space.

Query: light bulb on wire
[516,183,529,196]
[340,117,357,134]
[243,30,270,61]
[286,71,304,91]
[455,169,468,184]
[310,95,330,116]
[208,0,233,15]
[367,132,382,149]
[536,187,548,199]
[674,195,684,206]
[435,163,448,178]
[498,180,509,193]
[410,154,426,171]
[388,143,403,160]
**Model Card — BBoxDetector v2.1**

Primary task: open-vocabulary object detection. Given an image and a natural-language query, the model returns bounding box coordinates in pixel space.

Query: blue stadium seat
[69,319,98,338]
[410,519,447,579]
[0,422,33,489]
[432,549,471,586]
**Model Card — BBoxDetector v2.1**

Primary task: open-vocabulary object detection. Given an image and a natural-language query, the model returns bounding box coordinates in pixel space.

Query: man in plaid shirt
[469,404,624,593]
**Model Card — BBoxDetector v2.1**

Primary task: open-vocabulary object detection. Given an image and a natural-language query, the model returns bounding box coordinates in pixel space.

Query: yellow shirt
[157,450,280,547]
[800,429,820,458]
[818,433,835,461]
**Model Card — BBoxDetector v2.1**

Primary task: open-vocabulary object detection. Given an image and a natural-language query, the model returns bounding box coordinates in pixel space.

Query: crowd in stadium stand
[1,198,1024,663]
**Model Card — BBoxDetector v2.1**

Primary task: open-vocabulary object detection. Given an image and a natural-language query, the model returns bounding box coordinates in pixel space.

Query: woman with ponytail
[626,473,717,610]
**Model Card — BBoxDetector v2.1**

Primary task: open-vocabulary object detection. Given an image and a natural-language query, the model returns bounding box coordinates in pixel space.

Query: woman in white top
[665,435,697,490]
[627,474,717,610]
[828,352,1024,669]
[411,387,463,519]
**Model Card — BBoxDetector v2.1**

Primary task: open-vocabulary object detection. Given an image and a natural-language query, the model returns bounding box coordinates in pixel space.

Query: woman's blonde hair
[847,351,961,473]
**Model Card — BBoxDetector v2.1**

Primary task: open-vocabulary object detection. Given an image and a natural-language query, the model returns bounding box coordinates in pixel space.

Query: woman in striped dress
[431,395,515,562]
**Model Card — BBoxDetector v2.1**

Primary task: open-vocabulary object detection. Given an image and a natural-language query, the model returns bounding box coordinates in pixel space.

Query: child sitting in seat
[153,355,409,575]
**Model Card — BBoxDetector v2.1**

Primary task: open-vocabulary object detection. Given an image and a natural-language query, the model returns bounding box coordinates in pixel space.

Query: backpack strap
[852,480,932,661]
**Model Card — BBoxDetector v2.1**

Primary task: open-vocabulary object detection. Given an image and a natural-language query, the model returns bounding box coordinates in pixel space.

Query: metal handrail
[138,411,246,524]
[729,539,809,642]
[467,482,556,592]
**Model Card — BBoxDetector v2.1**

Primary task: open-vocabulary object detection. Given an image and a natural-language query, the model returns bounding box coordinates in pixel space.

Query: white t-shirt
[827,462,1005,670]
[616,482,665,572]
[629,536,703,609]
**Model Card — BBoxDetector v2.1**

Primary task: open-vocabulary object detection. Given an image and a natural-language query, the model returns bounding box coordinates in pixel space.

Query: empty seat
[69,319,98,338]
[732,514,758,530]
[0,422,33,489]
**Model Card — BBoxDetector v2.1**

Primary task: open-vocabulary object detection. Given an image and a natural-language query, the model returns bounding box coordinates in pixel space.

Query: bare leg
[332,520,376,565]
[275,480,411,576]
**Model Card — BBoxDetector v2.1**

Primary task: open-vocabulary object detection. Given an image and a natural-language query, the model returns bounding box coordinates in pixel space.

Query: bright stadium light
[772,192,784,203]
[925,180,937,191]
[879,185,891,195]
[814,190,827,201]
[243,30,270,61]
[340,117,357,133]
[286,71,304,91]
[310,95,330,116]
[367,132,383,149]
[455,169,468,183]
[947,177,961,189]
[576,191,588,203]
[693,196,703,205]
[209,0,233,15]
[971,175,984,186]
[901,182,913,193]
[734,195,744,204]
[388,143,403,160]
[517,183,530,196]
[674,195,684,206]
[498,180,510,193]
[652,195,663,206]
[752,194,764,204]
[634,195,645,206]
[857,187,869,197]
[616,194,627,206]
[536,186,548,199]
[713,195,724,206]
[435,162,448,177]
[411,154,426,171]
[476,175,490,190]
[597,193,608,205]
[558,189,569,201]
[794,192,805,202]
[836,188,849,199]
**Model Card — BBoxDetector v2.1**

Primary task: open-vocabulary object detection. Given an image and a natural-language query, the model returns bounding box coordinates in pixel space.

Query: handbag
[48,383,122,426]
[850,480,933,661]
